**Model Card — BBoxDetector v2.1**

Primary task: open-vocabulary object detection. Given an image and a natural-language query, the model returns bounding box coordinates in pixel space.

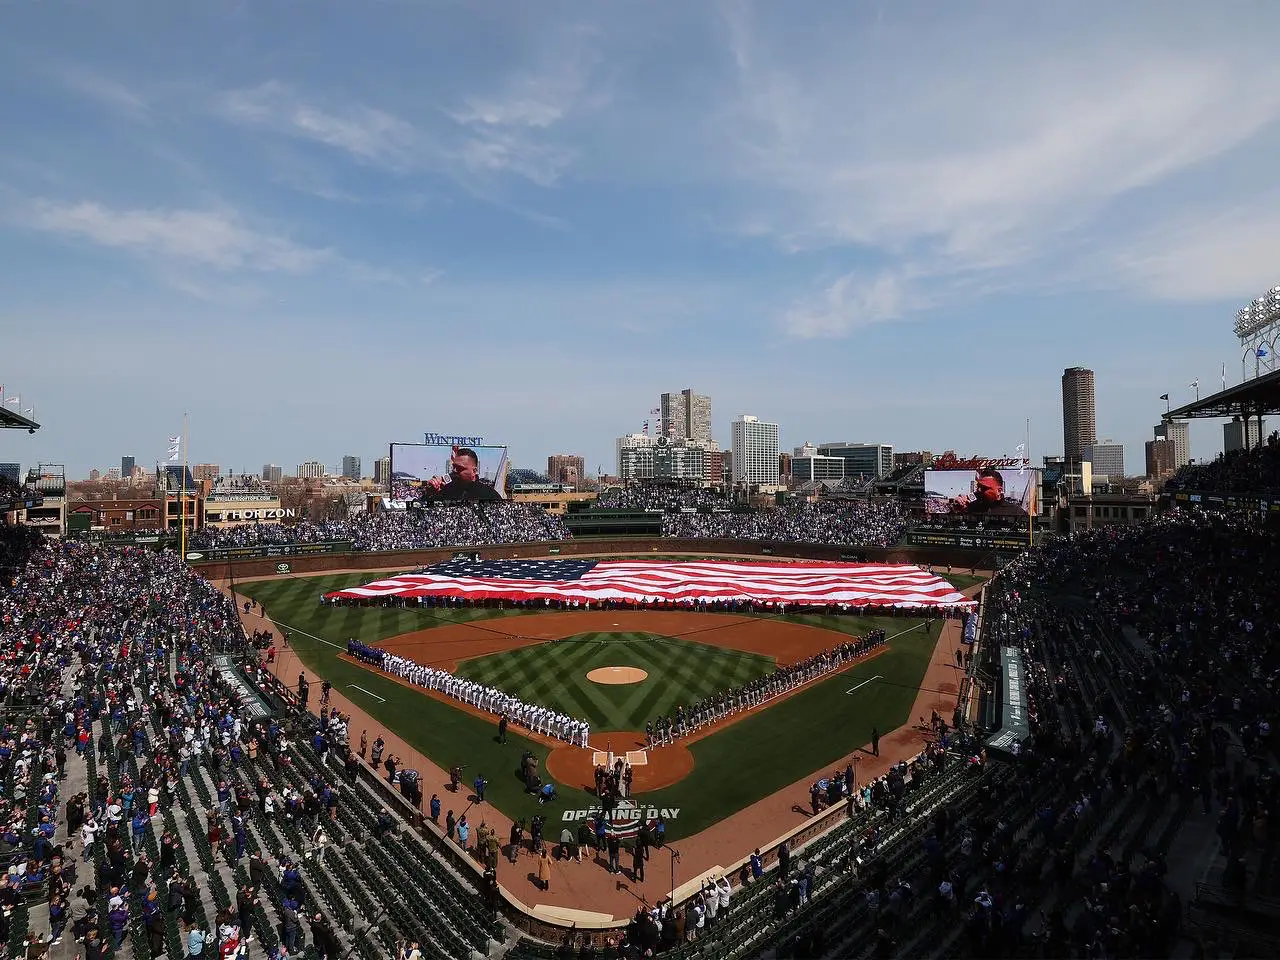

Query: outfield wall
[196,536,996,580]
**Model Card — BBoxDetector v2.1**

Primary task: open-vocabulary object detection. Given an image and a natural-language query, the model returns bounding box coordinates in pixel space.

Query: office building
[1145,439,1175,481]
[0,463,19,484]
[1224,416,1266,453]
[616,434,708,482]
[1062,367,1097,466]
[547,454,586,486]
[791,454,845,483]
[816,442,894,480]
[1085,439,1125,479]
[262,464,284,484]
[104,467,121,481]
[121,456,136,478]
[341,455,362,481]
[731,416,780,486]
[660,389,713,445]
[297,461,326,479]
[1152,420,1190,468]
[192,464,220,482]
[373,457,391,486]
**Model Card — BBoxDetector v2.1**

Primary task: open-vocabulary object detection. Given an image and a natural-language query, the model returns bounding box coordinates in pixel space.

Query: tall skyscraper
[373,457,391,486]
[1061,367,1097,466]
[660,389,713,444]
[547,454,586,485]
[341,455,362,480]
[262,464,284,483]
[731,416,780,486]
[121,455,135,478]
[1145,439,1175,480]
[1085,439,1125,479]
[1224,416,1266,453]
[1152,420,1190,468]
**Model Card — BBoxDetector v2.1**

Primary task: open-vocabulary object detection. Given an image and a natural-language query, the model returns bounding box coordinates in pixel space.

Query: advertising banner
[390,442,509,503]
[185,541,352,563]
[906,529,1031,551]
[924,467,1036,517]
[986,646,1030,756]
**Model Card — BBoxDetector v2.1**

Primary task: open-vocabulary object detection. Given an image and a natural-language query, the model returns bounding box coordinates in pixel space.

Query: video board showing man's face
[390,443,509,503]
[923,468,1035,517]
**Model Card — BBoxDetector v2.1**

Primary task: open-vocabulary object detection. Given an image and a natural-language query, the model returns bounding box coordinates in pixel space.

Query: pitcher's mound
[587,666,648,685]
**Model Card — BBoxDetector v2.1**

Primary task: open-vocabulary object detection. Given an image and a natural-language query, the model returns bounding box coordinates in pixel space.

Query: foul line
[845,675,884,695]
[269,620,346,651]
[346,684,386,702]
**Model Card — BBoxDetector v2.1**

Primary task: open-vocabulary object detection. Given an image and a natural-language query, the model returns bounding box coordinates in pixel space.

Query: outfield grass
[240,571,943,839]
[454,632,774,732]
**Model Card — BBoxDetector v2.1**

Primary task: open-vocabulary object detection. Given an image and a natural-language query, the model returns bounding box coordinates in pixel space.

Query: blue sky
[3,0,1279,479]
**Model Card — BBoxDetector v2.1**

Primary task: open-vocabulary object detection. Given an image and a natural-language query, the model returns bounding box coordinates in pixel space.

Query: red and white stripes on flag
[328,559,975,610]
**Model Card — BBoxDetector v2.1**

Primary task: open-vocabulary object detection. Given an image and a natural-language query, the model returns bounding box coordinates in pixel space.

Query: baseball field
[239,570,982,840]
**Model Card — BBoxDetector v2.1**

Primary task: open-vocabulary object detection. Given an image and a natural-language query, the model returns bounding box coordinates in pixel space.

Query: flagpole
[1025,418,1033,545]
[180,412,189,561]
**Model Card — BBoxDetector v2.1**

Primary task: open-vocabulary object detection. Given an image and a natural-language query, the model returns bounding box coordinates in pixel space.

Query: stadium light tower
[1235,285,1280,381]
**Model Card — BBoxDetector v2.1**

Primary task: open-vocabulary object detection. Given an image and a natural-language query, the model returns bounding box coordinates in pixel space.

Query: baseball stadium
[6,369,1280,960]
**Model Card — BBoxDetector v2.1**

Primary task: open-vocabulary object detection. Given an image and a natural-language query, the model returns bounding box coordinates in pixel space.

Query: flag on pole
[1159,394,1169,401]
[3,396,18,406]
[1189,379,1199,389]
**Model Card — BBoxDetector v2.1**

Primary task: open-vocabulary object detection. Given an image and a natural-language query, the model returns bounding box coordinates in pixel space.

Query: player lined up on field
[644,629,888,746]
[346,640,591,747]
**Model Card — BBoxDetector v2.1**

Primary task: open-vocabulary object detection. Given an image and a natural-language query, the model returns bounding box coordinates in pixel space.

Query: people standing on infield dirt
[871,727,880,757]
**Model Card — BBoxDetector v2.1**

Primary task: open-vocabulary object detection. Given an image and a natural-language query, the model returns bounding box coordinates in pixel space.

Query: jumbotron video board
[390,440,509,503]
[924,460,1036,518]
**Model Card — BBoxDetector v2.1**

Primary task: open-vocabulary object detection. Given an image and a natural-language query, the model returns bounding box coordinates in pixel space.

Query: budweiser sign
[932,453,1031,471]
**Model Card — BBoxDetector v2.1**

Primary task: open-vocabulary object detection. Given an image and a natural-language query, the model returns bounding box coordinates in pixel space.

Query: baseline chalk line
[846,675,884,695]
[346,684,386,702]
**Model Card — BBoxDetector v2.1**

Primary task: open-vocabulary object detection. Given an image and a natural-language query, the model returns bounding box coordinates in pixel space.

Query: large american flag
[326,558,975,609]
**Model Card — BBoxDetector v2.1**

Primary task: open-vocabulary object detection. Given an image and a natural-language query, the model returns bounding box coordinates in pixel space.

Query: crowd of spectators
[962,503,1279,956]
[188,502,570,552]
[647,631,888,745]
[0,539,437,958]
[661,499,908,547]
[593,487,731,511]
[1165,431,1280,496]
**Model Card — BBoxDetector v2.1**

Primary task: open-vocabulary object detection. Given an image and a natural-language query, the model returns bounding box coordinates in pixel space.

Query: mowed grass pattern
[240,570,952,839]
[454,632,774,732]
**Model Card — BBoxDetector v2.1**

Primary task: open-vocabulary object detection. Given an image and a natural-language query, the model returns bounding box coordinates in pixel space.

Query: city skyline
[4,3,1279,477]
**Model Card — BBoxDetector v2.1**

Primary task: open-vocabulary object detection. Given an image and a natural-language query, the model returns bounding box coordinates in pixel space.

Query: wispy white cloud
[50,65,151,121]
[15,199,334,273]
[214,39,602,192]
[1109,202,1280,302]
[782,270,919,339]
[713,4,1280,335]
[216,81,419,171]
